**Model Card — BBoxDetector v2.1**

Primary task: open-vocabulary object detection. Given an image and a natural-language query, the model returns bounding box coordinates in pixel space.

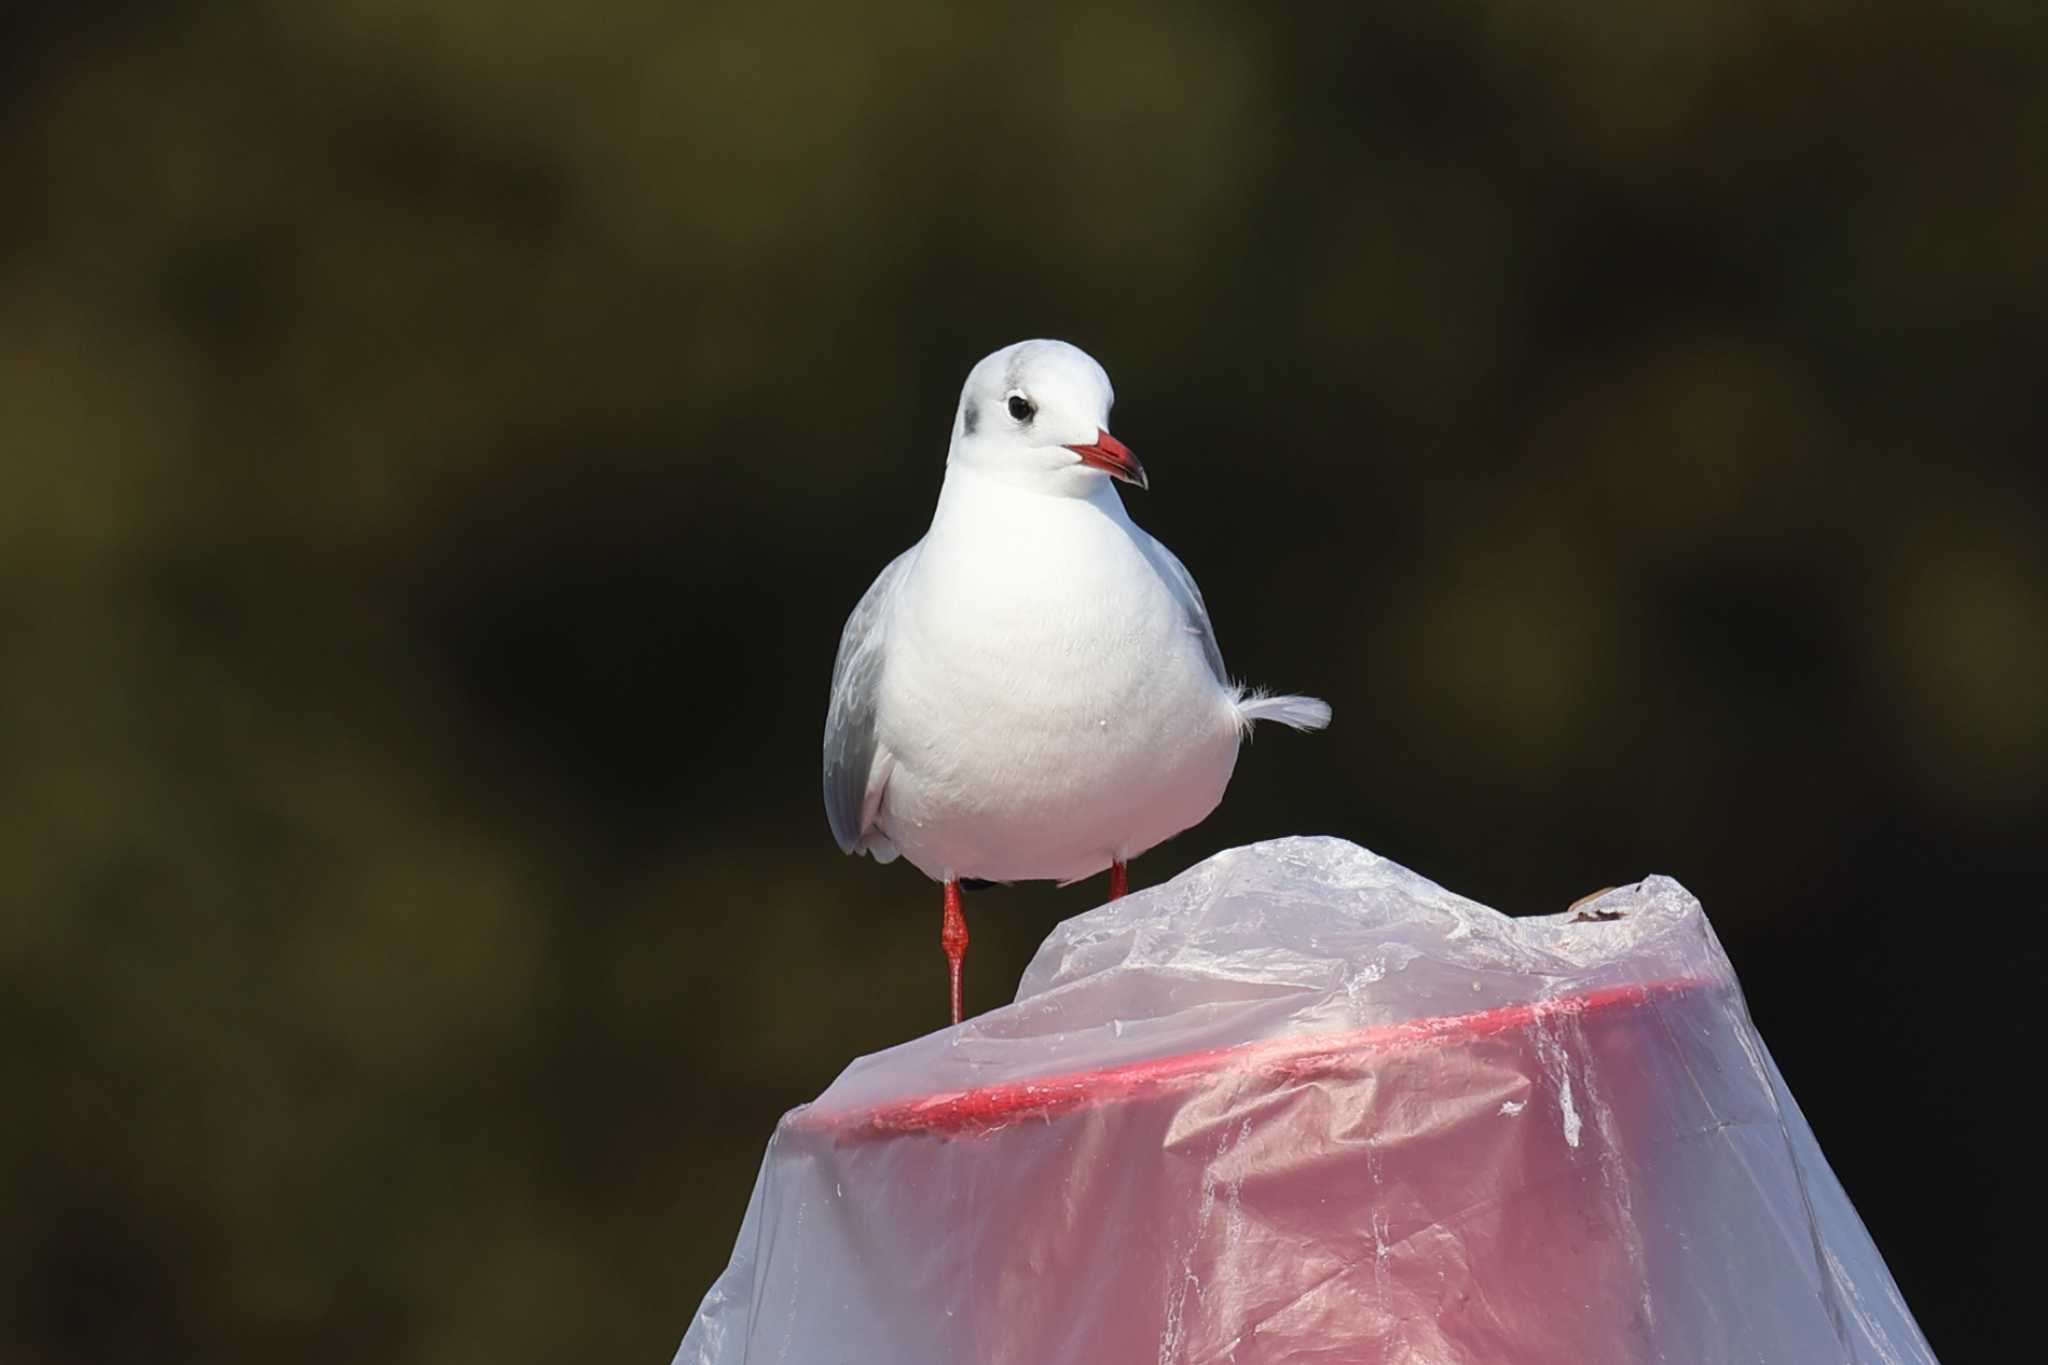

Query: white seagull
[823,340,1331,1022]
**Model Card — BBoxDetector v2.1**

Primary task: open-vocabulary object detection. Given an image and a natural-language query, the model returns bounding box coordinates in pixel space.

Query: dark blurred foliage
[2,1,2042,1360]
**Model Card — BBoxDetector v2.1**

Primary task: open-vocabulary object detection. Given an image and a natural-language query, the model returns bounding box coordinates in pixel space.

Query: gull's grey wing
[823,545,918,856]
[1140,532,1229,684]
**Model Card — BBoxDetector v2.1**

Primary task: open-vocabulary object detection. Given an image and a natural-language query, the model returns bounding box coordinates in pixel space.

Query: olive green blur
[4,3,2040,1361]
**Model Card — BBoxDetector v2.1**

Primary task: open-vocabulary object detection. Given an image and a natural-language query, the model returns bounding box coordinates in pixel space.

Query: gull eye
[1006,393,1035,424]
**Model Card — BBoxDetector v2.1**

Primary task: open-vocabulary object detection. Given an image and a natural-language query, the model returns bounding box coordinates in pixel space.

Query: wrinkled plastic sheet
[677,836,1935,1364]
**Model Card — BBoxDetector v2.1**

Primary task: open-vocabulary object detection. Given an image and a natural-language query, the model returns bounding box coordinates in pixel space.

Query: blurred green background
[4,2,2042,1360]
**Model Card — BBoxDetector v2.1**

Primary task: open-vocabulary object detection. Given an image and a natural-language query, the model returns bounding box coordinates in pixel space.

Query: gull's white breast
[875,469,1240,883]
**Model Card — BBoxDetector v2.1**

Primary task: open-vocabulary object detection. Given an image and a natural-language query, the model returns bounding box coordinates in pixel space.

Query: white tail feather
[1234,690,1333,735]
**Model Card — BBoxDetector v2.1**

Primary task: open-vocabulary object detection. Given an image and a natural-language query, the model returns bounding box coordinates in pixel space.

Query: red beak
[1064,429,1148,490]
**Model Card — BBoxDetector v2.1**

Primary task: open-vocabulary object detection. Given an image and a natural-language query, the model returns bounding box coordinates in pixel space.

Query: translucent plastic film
[676,837,1935,1364]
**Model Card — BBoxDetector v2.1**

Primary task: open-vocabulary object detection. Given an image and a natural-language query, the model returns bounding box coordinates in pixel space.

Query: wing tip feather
[1234,690,1333,735]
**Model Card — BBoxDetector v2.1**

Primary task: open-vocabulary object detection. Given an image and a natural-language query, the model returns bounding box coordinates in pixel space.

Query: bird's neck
[933,462,1131,532]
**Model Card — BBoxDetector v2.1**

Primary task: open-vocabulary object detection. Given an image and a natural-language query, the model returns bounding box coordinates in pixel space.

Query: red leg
[941,878,968,1025]
[1109,859,1128,900]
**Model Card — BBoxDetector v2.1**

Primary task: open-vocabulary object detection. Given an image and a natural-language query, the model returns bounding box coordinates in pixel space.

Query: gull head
[948,339,1146,496]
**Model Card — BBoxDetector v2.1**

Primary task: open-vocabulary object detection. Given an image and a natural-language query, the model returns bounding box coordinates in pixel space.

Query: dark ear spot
[962,400,979,435]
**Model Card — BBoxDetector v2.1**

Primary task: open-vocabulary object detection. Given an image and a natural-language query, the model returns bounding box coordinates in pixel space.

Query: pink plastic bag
[676,837,1935,1364]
